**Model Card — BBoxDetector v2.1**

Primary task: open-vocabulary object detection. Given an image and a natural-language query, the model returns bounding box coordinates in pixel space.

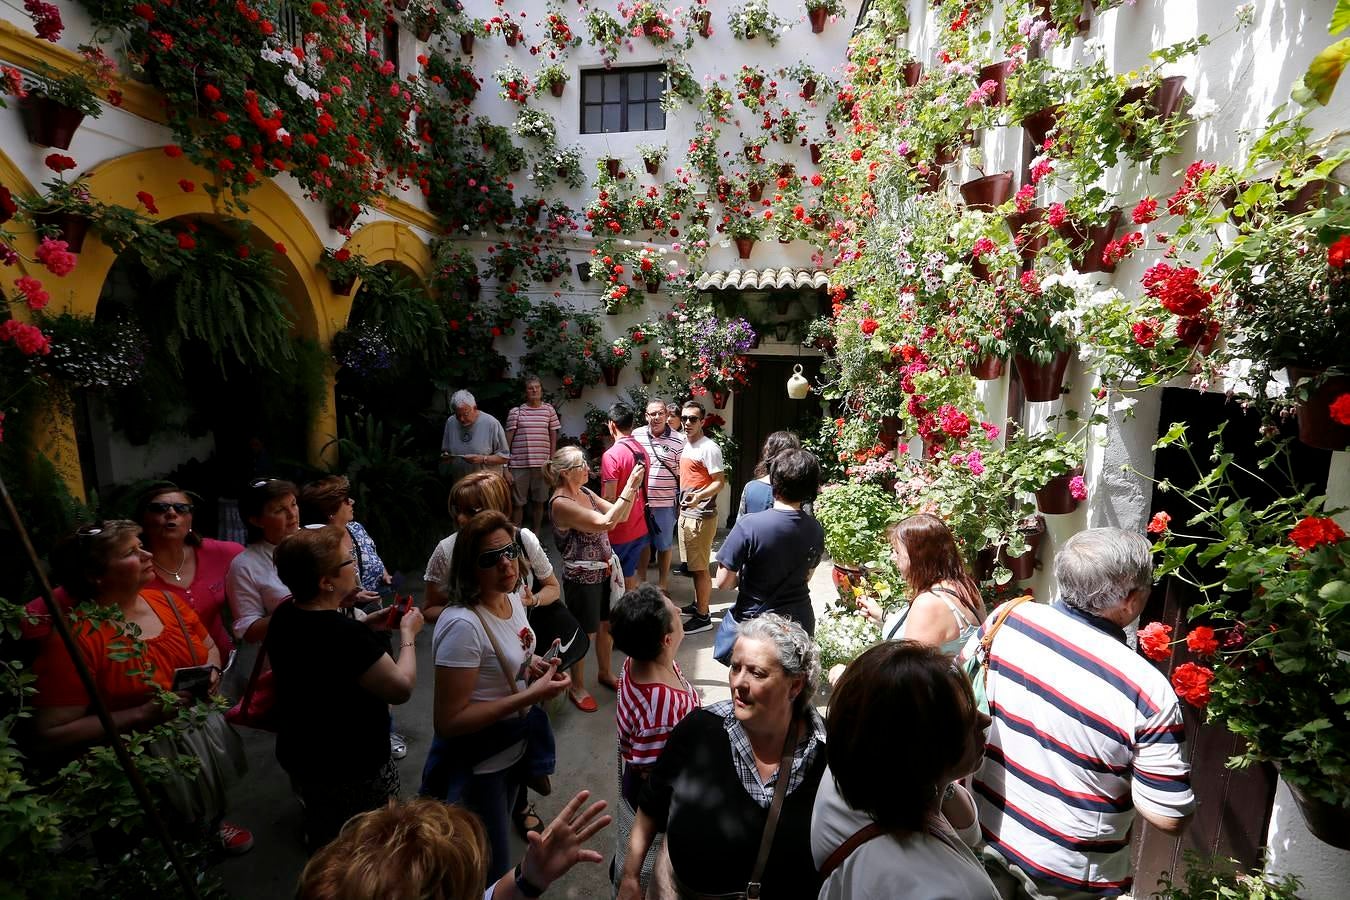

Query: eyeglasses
[250,478,279,489]
[646,410,666,417]
[477,543,520,569]
[680,415,701,423]
[146,502,193,515]
[76,524,104,538]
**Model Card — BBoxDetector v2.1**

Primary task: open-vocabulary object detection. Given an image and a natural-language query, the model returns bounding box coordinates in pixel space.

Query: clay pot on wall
[711,389,730,409]
[747,182,765,202]
[1014,351,1072,402]
[1288,367,1350,451]
[327,203,360,232]
[1036,467,1084,515]
[999,516,1047,581]
[1022,105,1061,149]
[33,212,90,252]
[808,7,828,33]
[1005,207,1049,263]
[802,79,817,101]
[605,158,621,178]
[960,171,1014,211]
[977,61,1012,107]
[903,62,923,87]
[459,31,474,53]
[576,262,591,282]
[1057,207,1123,274]
[644,158,659,175]
[549,81,565,98]
[735,237,756,260]
[696,10,712,37]
[1283,777,1350,850]
[810,143,823,165]
[970,356,1006,380]
[19,94,86,150]
[601,366,620,387]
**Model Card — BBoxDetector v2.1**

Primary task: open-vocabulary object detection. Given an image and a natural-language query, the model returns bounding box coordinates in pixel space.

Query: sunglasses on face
[681,415,701,423]
[147,502,193,515]
[477,543,520,569]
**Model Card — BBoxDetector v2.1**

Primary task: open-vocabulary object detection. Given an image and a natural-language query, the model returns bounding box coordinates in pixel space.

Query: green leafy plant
[1151,852,1300,900]
[728,0,787,45]
[813,481,903,567]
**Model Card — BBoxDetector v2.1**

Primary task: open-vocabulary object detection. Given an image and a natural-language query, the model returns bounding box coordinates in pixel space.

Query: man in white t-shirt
[632,397,686,593]
[675,401,724,634]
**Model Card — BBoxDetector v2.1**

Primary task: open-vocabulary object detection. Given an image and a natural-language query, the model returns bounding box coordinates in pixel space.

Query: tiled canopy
[692,267,832,292]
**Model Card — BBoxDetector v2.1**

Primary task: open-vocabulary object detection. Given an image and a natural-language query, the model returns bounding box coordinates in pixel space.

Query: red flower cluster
[1174,315,1218,350]
[1101,231,1143,267]
[15,275,49,310]
[1328,234,1350,269]
[860,318,878,335]
[1046,203,1067,228]
[24,0,63,42]
[0,185,15,224]
[1166,160,1215,216]
[937,404,970,439]
[1289,516,1347,550]
[0,318,51,355]
[1138,622,1172,661]
[1330,393,1350,426]
[34,238,77,277]
[1170,661,1214,707]
[1147,510,1171,534]
[136,190,158,214]
[44,154,77,174]
[1131,317,1160,348]
[1132,197,1158,224]
[1141,263,1216,317]
[1185,626,1219,657]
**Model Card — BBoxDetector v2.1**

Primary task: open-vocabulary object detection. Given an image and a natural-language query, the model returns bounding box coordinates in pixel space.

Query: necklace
[153,546,187,583]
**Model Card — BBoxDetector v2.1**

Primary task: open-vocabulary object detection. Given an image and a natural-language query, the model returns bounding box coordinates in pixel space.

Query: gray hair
[646,397,667,411]
[735,613,821,712]
[522,374,541,388]
[450,389,477,411]
[1054,528,1154,615]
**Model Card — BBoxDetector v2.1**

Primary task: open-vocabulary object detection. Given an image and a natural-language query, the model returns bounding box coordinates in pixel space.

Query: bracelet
[620,492,635,502]
[514,864,545,898]
[401,640,415,648]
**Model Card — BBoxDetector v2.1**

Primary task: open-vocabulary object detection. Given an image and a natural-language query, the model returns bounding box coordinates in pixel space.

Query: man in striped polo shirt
[505,375,560,534]
[632,397,685,593]
[971,528,1193,899]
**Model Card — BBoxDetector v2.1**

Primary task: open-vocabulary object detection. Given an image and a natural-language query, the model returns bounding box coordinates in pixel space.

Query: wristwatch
[514,864,545,898]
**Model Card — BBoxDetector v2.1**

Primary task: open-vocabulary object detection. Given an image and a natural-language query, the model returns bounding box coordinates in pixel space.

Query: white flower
[1235,3,1256,28]
[1084,38,1106,58]
[1190,97,1217,121]
[1249,264,1268,286]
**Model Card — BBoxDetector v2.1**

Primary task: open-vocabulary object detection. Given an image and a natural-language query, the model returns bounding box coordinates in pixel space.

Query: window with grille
[273,1,302,46]
[580,65,667,134]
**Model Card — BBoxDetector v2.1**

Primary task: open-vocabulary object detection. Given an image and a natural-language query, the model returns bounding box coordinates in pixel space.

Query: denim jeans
[461,765,523,882]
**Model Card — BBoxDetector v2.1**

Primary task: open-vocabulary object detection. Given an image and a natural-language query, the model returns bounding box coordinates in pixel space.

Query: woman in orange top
[32,519,254,854]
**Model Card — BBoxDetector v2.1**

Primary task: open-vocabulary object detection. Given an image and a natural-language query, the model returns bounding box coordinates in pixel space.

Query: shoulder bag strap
[884,604,911,641]
[977,594,1034,700]
[746,716,800,897]
[644,431,681,481]
[161,590,201,666]
[237,598,287,710]
[819,822,885,880]
[470,605,525,701]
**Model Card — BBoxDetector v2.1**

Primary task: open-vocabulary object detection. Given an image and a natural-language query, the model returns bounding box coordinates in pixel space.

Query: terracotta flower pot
[711,389,730,410]
[692,212,709,227]
[504,27,520,47]
[1000,517,1046,581]
[415,22,435,42]
[644,158,659,175]
[696,10,712,37]
[748,182,764,202]
[1005,206,1049,263]
[646,279,660,295]
[971,356,1006,380]
[810,143,823,165]
[977,61,1012,107]
[327,203,361,232]
[640,369,656,385]
[1015,351,1072,402]
[1022,104,1061,149]
[1119,76,1188,131]
[802,79,817,101]
[1283,778,1350,851]
[903,62,923,88]
[934,145,958,166]
[563,382,583,399]
[808,7,828,32]
[1036,467,1084,515]
[459,32,474,53]
[393,0,409,9]
[878,416,902,450]
[601,365,621,387]
[34,212,91,252]
[1288,367,1350,451]
[960,171,1014,211]
[20,94,86,150]
[329,276,357,296]
[549,81,565,98]
[831,563,864,597]
[605,158,621,178]
[576,262,591,282]
[735,237,756,260]
[918,166,945,195]
[1057,207,1123,274]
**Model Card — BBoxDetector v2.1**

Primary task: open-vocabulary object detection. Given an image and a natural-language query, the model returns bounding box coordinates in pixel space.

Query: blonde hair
[448,471,512,518]
[297,798,488,900]
[544,445,586,488]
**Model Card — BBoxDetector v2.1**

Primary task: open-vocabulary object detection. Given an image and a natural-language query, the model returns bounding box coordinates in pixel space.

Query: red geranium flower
[136,190,158,214]
[1171,661,1214,708]
[1330,393,1350,426]
[177,232,196,250]
[1328,234,1350,269]
[44,154,77,173]
[860,318,878,335]
[1147,511,1171,534]
[1289,516,1347,550]
[1184,626,1219,657]
[0,185,16,223]
[178,179,196,192]
[1138,622,1172,661]
[1132,197,1158,224]
[164,144,184,158]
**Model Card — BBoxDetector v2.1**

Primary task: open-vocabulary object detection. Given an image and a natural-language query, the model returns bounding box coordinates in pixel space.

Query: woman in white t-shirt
[422,471,561,623]
[421,510,572,884]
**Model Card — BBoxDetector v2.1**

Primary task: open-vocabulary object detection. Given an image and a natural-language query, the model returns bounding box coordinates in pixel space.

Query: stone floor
[215,544,838,899]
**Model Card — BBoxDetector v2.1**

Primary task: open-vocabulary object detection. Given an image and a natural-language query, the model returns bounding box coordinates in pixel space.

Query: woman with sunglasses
[33,520,253,854]
[269,524,424,852]
[545,445,645,713]
[423,510,572,883]
[137,482,245,658]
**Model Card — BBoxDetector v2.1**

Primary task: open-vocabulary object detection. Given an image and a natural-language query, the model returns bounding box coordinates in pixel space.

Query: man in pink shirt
[602,403,651,593]
[505,375,560,533]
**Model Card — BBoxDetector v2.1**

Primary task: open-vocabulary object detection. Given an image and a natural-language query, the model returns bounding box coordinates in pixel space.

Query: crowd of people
[18,378,1197,899]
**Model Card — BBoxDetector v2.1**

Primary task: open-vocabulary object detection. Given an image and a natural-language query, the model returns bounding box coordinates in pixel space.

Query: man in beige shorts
[676,400,725,634]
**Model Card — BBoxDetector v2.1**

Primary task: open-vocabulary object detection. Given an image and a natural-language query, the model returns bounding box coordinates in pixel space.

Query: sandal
[513,803,545,840]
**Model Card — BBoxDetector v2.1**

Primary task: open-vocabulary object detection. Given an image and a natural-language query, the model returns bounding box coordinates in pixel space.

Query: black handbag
[526,600,590,672]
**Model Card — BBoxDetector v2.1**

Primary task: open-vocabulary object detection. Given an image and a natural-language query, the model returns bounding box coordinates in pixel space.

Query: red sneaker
[218,821,254,855]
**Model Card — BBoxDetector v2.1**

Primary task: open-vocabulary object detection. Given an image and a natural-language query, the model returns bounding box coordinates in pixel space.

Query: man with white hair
[439,389,510,486]
[971,528,1193,900]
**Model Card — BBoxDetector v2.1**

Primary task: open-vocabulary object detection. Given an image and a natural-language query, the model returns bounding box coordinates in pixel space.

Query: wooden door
[725,355,824,527]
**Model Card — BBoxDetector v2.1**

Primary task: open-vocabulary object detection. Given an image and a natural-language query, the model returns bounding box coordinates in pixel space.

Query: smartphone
[540,639,561,664]
[171,664,214,701]
[389,593,414,625]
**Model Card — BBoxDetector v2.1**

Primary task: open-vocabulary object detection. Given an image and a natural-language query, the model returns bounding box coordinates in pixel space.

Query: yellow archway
[341,219,434,303]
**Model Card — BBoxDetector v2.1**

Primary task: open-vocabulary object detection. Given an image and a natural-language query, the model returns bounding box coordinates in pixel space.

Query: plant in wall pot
[522,301,603,397]
[455,17,486,53]
[584,8,626,67]
[622,0,677,45]
[1001,426,1088,515]
[1003,266,1087,401]
[602,335,635,386]
[319,247,376,296]
[813,481,903,584]
[406,0,448,42]
[728,0,788,45]
[804,0,845,34]
[637,143,668,175]
[534,62,570,99]
[21,160,98,252]
[19,59,107,150]
[1139,424,1350,848]
[1005,56,1080,149]
[723,203,766,259]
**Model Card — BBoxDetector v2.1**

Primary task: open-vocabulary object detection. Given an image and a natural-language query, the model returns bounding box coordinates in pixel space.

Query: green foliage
[813,482,902,567]
[1151,852,1300,900]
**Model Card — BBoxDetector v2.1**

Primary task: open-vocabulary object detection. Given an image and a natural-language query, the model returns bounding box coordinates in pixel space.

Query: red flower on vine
[1330,394,1350,426]
[1170,661,1214,707]
[1289,516,1346,550]
[1138,622,1172,661]
[1147,511,1171,534]
[1184,626,1219,657]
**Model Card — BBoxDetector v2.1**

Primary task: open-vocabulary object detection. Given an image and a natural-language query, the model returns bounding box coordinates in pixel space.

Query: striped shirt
[632,425,685,508]
[506,403,560,468]
[972,599,1194,897]
[616,656,700,765]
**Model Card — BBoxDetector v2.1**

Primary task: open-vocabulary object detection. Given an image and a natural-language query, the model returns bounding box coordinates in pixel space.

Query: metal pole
[0,472,201,900]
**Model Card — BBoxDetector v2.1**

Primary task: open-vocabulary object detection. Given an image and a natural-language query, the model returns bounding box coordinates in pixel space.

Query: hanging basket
[977,61,1012,107]
[549,81,565,98]
[1282,778,1350,850]
[1036,467,1084,515]
[808,7,828,32]
[1005,207,1049,263]
[903,62,923,88]
[329,276,357,296]
[1288,368,1350,451]
[1022,104,1061,149]
[801,79,817,101]
[971,356,1006,380]
[960,171,1014,211]
[20,94,86,150]
[601,365,621,387]
[1014,350,1072,402]
[711,389,730,410]
[459,31,474,53]
[810,143,823,165]
[734,237,756,260]
[33,212,91,253]
[605,158,621,178]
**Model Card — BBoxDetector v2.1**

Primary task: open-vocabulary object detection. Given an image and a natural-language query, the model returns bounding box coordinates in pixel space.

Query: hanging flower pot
[644,158,659,175]
[918,166,945,195]
[960,171,1014,211]
[33,212,91,252]
[329,275,357,296]
[605,158,621,178]
[1022,104,1061,149]
[327,203,360,232]
[810,143,823,165]
[802,79,817,101]
[971,356,1006,380]
[711,389,730,409]
[415,21,436,42]
[19,94,86,150]
[1119,76,1188,133]
[640,368,655,385]
[734,237,756,260]
[1005,206,1049,263]
[777,163,795,179]
[934,144,959,166]
[504,26,521,47]
[392,0,409,9]
[563,381,583,398]
[808,7,828,33]
[1064,208,1124,274]
[878,416,902,450]
[601,365,621,387]
[1288,368,1350,451]
[496,262,515,281]
[459,31,474,53]
[903,62,923,88]
[576,262,591,283]
[747,181,764,202]
[1282,777,1350,850]
[831,563,864,597]
[696,9,712,37]
[977,61,1012,107]
[1036,467,1084,515]
[646,279,661,295]
[999,516,1046,581]
[1015,350,1072,402]
[692,211,710,227]
[549,81,565,98]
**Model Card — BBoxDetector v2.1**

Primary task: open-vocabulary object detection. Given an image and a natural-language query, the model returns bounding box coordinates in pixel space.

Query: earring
[326,585,335,592]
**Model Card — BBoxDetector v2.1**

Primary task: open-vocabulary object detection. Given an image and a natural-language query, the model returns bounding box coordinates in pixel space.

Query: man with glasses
[440,389,510,487]
[675,401,724,634]
[632,397,686,593]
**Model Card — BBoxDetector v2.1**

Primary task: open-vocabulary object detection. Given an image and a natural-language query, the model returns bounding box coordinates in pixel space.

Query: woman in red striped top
[608,583,699,894]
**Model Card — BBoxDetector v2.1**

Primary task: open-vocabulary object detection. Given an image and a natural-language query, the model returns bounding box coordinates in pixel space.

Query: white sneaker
[390,732,408,760]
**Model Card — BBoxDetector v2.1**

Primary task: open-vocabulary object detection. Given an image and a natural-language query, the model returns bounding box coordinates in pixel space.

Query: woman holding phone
[269,524,424,852]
